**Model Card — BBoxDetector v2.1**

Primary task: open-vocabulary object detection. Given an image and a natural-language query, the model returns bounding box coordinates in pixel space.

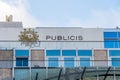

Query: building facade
[0,21,120,80]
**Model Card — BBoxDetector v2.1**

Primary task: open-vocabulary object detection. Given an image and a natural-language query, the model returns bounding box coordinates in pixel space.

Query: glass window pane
[16,58,22,66]
[64,58,74,67]
[46,50,60,56]
[48,58,58,67]
[62,50,76,56]
[16,58,28,66]
[15,50,29,57]
[118,32,120,38]
[112,58,120,66]
[109,50,120,56]
[104,40,117,48]
[23,58,28,66]
[80,58,90,67]
[14,69,30,80]
[78,50,92,56]
[104,32,117,38]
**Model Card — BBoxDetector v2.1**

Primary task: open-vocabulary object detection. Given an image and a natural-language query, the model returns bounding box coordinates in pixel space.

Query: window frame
[110,56,120,67]
[46,56,60,67]
[77,56,92,67]
[15,49,30,67]
[62,56,76,67]
[16,57,29,67]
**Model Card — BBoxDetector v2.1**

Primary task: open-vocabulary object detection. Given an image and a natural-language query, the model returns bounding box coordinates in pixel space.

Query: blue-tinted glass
[15,50,29,57]
[112,58,120,66]
[62,50,76,56]
[118,41,120,48]
[14,69,30,80]
[104,40,118,48]
[16,58,28,66]
[16,58,22,66]
[118,32,120,38]
[104,32,117,38]
[80,58,90,67]
[109,50,120,56]
[64,58,74,67]
[46,50,60,56]
[48,58,58,67]
[78,50,92,56]
[23,58,28,66]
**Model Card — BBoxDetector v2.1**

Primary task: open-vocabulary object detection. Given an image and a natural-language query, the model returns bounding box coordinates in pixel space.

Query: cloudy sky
[0,0,120,28]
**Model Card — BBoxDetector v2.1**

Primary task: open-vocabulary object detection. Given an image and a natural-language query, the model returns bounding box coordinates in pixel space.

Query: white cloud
[0,0,40,28]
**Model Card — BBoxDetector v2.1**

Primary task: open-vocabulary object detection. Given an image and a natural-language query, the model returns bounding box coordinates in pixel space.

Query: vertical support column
[12,48,15,80]
[29,49,31,80]
[45,48,47,67]
[46,67,48,79]
[45,48,48,79]
[92,48,94,67]
[76,48,78,67]
[96,67,99,80]
[113,67,116,80]
[107,49,110,66]
[60,48,62,67]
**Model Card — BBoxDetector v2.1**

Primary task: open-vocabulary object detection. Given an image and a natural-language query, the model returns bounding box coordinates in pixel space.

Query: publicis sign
[46,35,83,41]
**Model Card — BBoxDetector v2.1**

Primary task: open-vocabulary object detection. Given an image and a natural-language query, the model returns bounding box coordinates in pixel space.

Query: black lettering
[78,36,83,40]
[57,36,62,40]
[46,35,51,40]
[52,36,56,40]
[70,36,75,40]
[63,36,67,40]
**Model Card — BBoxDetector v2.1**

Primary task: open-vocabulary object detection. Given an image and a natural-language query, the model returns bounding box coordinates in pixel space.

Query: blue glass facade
[104,32,120,48]
[15,50,29,57]
[64,58,74,67]
[46,50,92,67]
[48,58,59,67]
[111,58,120,66]
[15,50,29,67]
[80,58,90,67]
[46,50,60,56]
[78,50,92,56]
[16,58,28,66]
[62,50,76,56]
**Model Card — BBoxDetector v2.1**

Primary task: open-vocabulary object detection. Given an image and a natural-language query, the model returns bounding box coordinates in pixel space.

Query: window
[109,50,120,56]
[117,32,120,38]
[109,50,120,66]
[46,50,60,56]
[62,50,76,56]
[78,50,92,56]
[15,50,29,57]
[80,58,90,67]
[48,58,59,67]
[64,58,74,67]
[15,50,29,67]
[104,40,118,48]
[78,50,92,67]
[111,58,120,66]
[16,58,28,66]
[104,32,119,48]
[104,32,117,38]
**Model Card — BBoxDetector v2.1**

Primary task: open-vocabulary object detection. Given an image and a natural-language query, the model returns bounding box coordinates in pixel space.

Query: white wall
[0,27,104,49]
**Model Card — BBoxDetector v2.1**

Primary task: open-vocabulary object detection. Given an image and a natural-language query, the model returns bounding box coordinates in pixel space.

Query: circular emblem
[19,28,39,47]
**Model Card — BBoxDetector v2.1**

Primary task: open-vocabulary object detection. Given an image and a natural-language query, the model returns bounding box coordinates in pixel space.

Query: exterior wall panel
[94,50,108,67]
[0,68,12,80]
[0,50,13,68]
[31,50,45,67]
